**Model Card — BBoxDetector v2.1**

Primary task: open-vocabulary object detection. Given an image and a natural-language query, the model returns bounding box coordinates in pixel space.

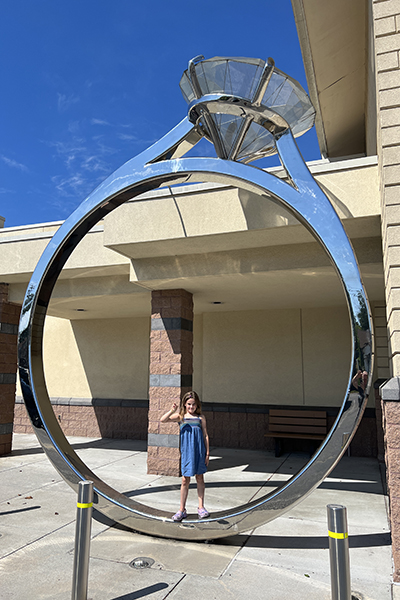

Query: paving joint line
[219,530,254,578]
[162,573,186,598]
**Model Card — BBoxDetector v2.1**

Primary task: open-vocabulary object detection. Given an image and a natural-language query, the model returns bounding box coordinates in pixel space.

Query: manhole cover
[129,557,155,569]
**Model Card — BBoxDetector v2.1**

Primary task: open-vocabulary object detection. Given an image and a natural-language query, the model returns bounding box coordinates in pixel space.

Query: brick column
[0,283,20,455]
[380,379,400,580]
[147,289,193,476]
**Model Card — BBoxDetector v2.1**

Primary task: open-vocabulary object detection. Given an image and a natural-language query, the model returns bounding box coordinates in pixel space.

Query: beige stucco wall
[0,225,130,283]
[193,313,204,398]
[301,306,351,405]
[103,161,380,262]
[314,164,379,219]
[201,309,304,405]
[35,315,150,399]
[20,305,356,409]
[198,305,352,407]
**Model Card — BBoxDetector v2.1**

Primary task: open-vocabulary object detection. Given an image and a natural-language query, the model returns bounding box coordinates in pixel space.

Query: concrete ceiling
[40,235,383,320]
[42,261,383,320]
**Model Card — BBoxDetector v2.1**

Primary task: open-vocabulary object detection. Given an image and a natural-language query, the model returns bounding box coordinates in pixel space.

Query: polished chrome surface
[327,505,351,600]
[188,92,289,161]
[180,55,315,162]
[19,59,372,541]
[252,58,275,107]
[187,55,205,99]
[72,480,93,600]
[188,94,289,130]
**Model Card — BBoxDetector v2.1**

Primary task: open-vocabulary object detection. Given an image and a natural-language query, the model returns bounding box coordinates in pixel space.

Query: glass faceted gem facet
[179,56,315,162]
[180,57,265,103]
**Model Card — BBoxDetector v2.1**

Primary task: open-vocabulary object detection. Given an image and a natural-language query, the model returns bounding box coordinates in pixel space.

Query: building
[1,0,400,578]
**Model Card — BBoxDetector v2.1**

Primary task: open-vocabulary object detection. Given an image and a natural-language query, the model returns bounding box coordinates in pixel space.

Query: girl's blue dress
[180,416,207,477]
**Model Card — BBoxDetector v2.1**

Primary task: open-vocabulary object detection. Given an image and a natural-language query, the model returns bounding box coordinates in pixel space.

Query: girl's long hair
[179,391,201,418]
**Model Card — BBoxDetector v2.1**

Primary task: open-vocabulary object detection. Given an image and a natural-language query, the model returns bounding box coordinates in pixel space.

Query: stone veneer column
[0,283,20,455]
[147,289,193,476]
[380,379,400,580]
[373,0,400,581]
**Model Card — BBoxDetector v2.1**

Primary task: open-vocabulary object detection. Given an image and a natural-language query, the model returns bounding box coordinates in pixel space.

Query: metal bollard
[71,480,93,600]
[327,504,351,600]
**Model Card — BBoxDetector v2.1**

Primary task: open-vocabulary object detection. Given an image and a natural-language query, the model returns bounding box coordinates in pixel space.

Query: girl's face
[185,398,197,415]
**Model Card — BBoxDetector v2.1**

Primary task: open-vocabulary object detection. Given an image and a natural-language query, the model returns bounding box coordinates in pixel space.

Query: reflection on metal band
[18,57,373,541]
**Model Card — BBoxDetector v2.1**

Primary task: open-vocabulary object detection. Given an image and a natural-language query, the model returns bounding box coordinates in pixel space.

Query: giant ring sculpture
[18,56,373,540]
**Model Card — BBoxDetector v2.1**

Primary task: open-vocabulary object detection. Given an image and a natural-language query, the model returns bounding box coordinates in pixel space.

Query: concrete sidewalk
[0,433,394,599]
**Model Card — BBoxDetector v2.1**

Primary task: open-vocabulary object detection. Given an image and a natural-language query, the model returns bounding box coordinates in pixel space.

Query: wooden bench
[265,409,327,457]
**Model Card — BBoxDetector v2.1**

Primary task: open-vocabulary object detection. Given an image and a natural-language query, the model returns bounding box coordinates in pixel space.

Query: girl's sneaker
[172,509,187,521]
[197,507,209,519]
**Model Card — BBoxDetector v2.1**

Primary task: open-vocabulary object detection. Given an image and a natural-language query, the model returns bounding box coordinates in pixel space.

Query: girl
[160,391,210,521]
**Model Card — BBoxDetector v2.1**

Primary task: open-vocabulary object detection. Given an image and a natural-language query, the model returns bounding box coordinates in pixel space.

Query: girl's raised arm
[160,402,180,422]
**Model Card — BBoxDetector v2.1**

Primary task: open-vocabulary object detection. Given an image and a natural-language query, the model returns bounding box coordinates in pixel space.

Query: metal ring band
[18,120,373,540]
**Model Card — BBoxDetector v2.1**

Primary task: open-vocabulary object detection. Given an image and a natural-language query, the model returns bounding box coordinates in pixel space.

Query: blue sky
[0,1,321,228]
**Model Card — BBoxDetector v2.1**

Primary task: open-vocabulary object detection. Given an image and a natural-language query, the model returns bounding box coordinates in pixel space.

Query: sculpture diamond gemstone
[179,56,315,162]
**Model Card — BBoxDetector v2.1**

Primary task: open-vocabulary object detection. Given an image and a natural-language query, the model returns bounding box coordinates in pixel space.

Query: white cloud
[117,132,137,141]
[95,139,117,157]
[68,121,80,134]
[81,155,110,173]
[0,155,29,172]
[91,118,111,126]
[43,116,149,203]
[51,173,87,197]
[45,140,86,169]
[57,93,80,112]
[48,134,112,199]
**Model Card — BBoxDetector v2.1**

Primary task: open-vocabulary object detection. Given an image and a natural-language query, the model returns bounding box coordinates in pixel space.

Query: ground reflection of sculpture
[161,391,210,521]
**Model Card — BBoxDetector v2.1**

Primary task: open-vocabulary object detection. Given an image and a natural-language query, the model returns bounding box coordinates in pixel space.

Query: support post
[380,378,400,580]
[327,504,351,600]
[0,283,21,455]
[147,289,193,476]
[71,480,93,600]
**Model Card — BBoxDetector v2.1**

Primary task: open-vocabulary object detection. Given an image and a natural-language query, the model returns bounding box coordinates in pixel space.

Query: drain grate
[129,557,155,569]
